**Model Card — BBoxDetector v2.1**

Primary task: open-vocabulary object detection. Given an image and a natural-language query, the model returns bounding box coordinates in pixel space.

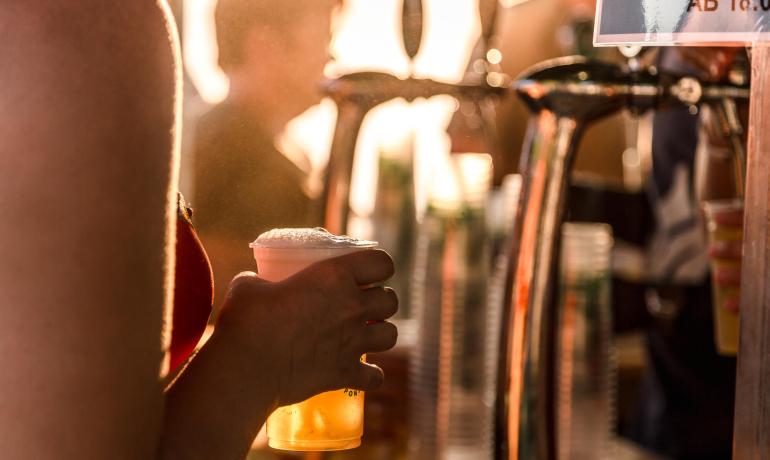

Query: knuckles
[227,273,260,299]
[308,260,356,291]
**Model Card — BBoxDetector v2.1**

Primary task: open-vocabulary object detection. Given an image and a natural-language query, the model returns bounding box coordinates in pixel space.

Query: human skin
[684,47,746,313]
[162,252,398,459]
[707,208,743,312]
[0,2,397,459]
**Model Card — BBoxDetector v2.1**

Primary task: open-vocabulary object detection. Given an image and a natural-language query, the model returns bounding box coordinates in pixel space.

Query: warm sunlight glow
[183,0,487,228]
[328,0,483,227]
[183,0,229,104]
[500,0,535,7]
[429,153,493,211]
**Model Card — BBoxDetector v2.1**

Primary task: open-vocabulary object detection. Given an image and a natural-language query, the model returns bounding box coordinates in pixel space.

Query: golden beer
[250,228,377,451]
[710,259,741,355]
[267,386,364,450]
[703,201,743,356]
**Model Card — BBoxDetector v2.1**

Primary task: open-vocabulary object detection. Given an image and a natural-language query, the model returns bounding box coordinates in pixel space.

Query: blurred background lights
[182,0,488,230]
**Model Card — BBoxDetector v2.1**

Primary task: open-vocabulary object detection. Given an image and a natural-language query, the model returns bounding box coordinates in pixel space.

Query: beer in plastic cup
[702,200,743,356]
[249,228,377,451]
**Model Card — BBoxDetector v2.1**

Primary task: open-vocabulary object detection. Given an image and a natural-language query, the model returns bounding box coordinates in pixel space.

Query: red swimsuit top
[169,194,214,372]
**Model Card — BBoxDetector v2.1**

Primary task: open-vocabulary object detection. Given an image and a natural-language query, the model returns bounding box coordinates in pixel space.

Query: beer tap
[495,56,749,460]
[319,0,506,234]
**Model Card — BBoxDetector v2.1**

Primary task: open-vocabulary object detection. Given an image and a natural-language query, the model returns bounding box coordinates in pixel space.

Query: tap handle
[401,0,423,60]
[478,0,499,51]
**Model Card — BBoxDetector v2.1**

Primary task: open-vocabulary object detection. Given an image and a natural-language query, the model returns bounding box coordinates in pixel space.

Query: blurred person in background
[193,0,336,307]
[629,47,745,460]
[508,1,743,456]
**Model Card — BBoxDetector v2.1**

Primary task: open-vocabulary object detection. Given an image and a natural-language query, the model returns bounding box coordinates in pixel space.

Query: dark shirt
[191,100,313,302]
[192,100,312,241]
[631,81,736,459]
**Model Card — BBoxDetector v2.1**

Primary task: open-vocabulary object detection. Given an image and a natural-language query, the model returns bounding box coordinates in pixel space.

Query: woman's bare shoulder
[0,0,180,207]
[0,1,179,112]
[0,2,180,458]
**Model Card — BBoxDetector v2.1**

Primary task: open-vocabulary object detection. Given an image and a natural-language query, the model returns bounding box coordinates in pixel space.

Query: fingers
[714,266,741,287]
[713,210,744,227]
[346,361,385,392]
[679,47,735,81]
[225,271,270,297]
[709,241,742,259]
[358,321,398,353]
[231,271,258,281]
[226,271,258,296]
[330,250,395,285]
[679,48,715,80]
[361,287,399,321]
[724,296,740,314]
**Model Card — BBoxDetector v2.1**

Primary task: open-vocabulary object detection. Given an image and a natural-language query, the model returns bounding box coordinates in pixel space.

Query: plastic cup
[702,200,744,356]
[250,229,378,451]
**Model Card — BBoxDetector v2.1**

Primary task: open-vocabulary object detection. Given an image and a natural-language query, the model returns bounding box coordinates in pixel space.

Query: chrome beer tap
[495,56,749,460]
[319,0,506,234]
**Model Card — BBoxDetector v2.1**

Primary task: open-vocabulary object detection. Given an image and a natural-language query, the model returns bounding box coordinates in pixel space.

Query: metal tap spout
[319,72,506,234]
[493,56,749,460]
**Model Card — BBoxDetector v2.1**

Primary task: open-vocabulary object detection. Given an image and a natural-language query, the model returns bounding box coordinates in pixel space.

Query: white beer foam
[250,227,376,249]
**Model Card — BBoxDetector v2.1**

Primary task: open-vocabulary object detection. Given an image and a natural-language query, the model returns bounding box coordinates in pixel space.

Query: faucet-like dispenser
[318,4,749,457]
[496,57,659,460]
[496,56,749,460]
[320,72,505,234]
[319,0,506,235]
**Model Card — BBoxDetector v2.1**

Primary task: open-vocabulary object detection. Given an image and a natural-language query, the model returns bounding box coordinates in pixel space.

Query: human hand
[675,47,739,82]
[706,206,743,313]
[216,249,398,407]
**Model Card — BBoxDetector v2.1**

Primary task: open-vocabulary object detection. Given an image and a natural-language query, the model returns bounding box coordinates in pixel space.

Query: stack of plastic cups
[556,223,615,460]
[409,153,494,460]
[485,173,522,444]
[702,199,743,356]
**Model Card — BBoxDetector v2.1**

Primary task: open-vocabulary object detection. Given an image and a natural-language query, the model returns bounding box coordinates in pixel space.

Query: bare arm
[0,1,178,458]
[161,251,398,459]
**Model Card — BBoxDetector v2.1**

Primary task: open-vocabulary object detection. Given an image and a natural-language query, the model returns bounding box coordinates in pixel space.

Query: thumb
[231,271,266,283]
[225,271,271,298]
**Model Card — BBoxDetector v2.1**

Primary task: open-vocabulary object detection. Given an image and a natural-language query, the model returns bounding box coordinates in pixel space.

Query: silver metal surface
[319,0,505,235]
[497,58,655,460]
[320,73,505,233]
[319,42,752,460]
[496,56,749,460]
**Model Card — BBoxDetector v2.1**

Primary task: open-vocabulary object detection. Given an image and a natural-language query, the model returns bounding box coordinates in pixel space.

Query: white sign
[595,0,770,45]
